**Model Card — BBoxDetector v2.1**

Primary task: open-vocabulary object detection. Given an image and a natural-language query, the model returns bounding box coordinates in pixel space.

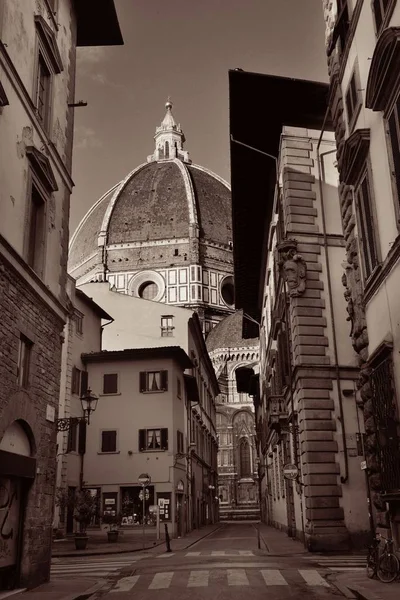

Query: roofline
[229,69,330,334]
[75,288,113,321]
[81,346,193,369]
[76,0,124,47]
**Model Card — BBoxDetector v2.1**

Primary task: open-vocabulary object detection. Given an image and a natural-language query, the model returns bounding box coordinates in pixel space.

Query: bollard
[164,523,172,552]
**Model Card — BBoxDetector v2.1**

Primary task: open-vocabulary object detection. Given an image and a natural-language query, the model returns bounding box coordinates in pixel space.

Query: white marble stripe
[227,568,249,586]
[110,576,140,593]
[148,572,173,589]
[299,570,330,587]
[261,569,288,586]
[187,570,209,587]
[186,552,201,556]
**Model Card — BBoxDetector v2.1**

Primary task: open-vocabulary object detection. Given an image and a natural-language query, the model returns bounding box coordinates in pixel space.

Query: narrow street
[79,522,353,599]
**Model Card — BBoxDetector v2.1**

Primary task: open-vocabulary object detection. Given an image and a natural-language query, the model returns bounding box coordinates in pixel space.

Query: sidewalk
[257,522,399,600]
[1,523,222,600]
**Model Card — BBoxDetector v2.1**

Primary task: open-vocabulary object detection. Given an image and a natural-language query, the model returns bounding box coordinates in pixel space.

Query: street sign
[138,473,151,485]
[283,463,299,480]
[139,489,150,501]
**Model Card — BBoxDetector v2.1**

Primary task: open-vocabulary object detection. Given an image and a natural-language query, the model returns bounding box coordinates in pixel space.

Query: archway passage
[0,420,36,589]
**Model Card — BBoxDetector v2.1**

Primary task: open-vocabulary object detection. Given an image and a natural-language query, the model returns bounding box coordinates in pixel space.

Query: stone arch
[0,390,39,455]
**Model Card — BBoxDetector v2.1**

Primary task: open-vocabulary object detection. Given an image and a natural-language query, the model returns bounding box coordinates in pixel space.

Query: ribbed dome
[68,160,232,273]
[206,310,259,353]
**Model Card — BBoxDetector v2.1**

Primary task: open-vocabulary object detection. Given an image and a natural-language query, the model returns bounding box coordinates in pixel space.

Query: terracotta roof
[206,310,259,352]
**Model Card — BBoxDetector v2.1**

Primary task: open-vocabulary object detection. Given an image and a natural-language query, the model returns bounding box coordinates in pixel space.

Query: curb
[52,540,164,558]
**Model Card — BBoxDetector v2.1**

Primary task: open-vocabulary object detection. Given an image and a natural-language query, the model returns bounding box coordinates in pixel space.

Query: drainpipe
[316,120,349,484]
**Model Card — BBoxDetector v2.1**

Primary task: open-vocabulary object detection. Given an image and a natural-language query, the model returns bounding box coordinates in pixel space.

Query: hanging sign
[283,463,299,480]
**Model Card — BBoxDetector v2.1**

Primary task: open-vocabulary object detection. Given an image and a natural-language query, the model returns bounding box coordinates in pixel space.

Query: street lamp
[56,388,99,431]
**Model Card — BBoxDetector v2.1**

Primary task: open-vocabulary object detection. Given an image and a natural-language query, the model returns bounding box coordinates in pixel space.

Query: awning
[184,374,200,403]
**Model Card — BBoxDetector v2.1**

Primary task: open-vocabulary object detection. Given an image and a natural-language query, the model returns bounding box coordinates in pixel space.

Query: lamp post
[138,473,151,549]
[56,388,99,431]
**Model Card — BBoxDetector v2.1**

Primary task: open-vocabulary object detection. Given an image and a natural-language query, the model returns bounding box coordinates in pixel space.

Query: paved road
[79,522,356,599]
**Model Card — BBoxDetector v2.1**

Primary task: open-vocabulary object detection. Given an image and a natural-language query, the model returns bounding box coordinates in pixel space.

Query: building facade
[206,311,260,520]
[0,0,122,590]
[82,339,218,537]
[229,70,373,551]
[322,0,400,547]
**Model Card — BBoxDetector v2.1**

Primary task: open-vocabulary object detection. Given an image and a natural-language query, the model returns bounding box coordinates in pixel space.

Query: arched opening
[165,141,170,159]
[239,437,251,478]
[138,281,158,300]
[220,275,235,307]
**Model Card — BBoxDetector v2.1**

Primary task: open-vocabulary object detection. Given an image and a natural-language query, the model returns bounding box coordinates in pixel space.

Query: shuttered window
[103,373,118,394]
[139,370,168,392]
[355,171,379,280]
[78,421,87,455]
[138,428,168,451]
[67,420,78,453]
[345,68,361,132]
[71,366,81,395]
[101,430,117,453]
[177,430,184,454]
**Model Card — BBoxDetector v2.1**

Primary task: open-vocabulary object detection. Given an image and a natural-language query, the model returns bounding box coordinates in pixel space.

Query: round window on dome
[221,276,235,308]
[138,281,158,301]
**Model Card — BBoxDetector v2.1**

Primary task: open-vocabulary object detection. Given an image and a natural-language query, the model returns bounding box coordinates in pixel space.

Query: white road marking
[148,571,174,589]
[211,550,226,556]
[110,576,139,593]
[238,550,254,556]
[186,551,201,556]
[261,569,288,586]
[158,552,175,558]
[328,567,365,571]
[187,570,209,587]
[227,568,249,586]
[299,569,330,587]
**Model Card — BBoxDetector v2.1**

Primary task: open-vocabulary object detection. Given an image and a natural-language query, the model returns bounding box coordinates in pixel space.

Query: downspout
[316,120,349,484]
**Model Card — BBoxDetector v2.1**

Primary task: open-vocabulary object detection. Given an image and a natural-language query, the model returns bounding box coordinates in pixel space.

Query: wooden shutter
[138,429,146,451]
[78,421,86,455]
[103,373,118,394]
[80,370,89,395]
[161,370,168,391]
[139,372,146,393]
[161,428,168,450]
[101,430,116,452]
[67,421,77,452]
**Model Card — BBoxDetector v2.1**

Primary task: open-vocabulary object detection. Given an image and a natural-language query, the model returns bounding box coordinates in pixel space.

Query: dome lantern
[147,99,191,164]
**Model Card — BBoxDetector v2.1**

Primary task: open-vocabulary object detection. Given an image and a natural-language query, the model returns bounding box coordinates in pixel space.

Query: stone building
[322,0,400,547]
[229,69,371,551]
[0,0,122,590]
[206,311,260,520]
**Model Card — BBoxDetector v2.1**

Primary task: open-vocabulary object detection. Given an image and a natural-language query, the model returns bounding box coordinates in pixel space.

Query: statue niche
[277,239,307,297]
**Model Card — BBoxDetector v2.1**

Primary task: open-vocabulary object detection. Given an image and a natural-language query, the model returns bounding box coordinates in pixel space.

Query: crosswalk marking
[50,554,142,579]
[261,569,288,586]
[110,576,139,593]
[149,571,174,589]
[299,570,330,587]
[186,551,201,556]
[159,552,175,558]
[238,550,254,556]
[187,570,209,587]
[211,550,226,556]
[185,550,255,557]
[227,568,249,586]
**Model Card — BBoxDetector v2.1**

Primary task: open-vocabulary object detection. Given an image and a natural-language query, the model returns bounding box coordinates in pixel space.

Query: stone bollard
[164,523,172,552]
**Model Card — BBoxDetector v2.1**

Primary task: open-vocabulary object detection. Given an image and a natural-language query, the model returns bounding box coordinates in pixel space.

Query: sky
[70,0,328,234]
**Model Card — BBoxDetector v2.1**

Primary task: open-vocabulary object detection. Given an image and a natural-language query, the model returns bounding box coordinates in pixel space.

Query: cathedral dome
[206,309,259,353]
[68,101,232,283]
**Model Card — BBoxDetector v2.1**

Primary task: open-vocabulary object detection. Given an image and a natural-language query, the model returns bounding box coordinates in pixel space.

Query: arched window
[239,437,251,478]
[165,141,170,159]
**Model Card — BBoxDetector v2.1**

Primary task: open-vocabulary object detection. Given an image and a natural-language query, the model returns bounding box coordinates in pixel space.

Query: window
[387,94,400,215]
[139,370,168,392]
[355,171,379,280]
[36,53,51,128]
[71,366,81,395]
[138,428,168,451]
[101,430,117,453]
[67,420,78,453]
[74,311,83,335]
[161,315,174,337]
[177,377,182,398]
[103,373,118,394]
[17,335,33,388]
[345,68,361,132]
[27,184,46,274]
[373,0,396,35]
[177,430,184,454]
[239,438,251,478]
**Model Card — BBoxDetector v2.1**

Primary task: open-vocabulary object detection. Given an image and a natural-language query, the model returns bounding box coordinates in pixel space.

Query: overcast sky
[70,0,328,234]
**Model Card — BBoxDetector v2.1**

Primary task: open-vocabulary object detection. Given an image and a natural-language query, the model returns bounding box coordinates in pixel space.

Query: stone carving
[276,240,307,297]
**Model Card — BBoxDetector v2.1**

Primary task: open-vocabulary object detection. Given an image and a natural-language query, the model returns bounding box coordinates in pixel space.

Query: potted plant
[102,511,122,543]
[55,487,97,550]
